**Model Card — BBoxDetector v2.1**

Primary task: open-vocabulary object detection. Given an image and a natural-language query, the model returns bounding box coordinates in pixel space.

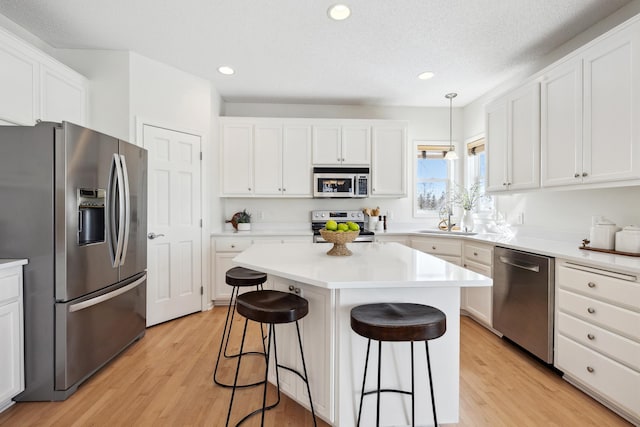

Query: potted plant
[451,182,488,232]
[236,209,252,231]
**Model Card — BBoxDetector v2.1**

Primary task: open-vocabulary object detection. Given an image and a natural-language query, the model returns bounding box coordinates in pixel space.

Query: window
[414,142,453,217]
[465,136,493,212]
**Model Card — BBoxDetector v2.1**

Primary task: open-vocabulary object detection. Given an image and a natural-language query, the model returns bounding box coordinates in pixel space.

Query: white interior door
[143,124,202,326]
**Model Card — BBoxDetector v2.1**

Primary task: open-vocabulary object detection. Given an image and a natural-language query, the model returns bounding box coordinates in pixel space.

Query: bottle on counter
[376,215,384,231]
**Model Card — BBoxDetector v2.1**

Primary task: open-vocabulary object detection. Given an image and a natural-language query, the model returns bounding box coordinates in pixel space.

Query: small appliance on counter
[588,216,621,250]
[311,210,375,242]
[615,225,640,253]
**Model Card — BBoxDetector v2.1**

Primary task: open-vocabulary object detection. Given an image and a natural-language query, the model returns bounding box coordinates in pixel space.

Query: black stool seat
[226,266,267,287]
[237,290,309,324]
[351,303,446,342]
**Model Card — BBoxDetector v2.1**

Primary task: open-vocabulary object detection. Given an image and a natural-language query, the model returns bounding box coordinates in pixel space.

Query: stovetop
[310,209,374,235]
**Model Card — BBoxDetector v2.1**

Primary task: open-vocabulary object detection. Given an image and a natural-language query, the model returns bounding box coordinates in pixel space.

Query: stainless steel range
[311,210,375,242]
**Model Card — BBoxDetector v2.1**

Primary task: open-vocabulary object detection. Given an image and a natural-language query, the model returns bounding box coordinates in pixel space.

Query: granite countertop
[233,242,492,289]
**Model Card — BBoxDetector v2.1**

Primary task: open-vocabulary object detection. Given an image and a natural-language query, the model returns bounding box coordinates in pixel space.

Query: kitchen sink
[417,229,477,236]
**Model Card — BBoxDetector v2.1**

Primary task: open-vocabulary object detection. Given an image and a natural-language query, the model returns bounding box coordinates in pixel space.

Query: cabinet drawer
[558,265,640,310]
[215,239,252,252]
[0,268,21,305]
[558,289,640,341]
[464,260,492,277]
[556,335,640,418]
[412,238,462,256]
[557,312,640,371]
[464,243,492,266]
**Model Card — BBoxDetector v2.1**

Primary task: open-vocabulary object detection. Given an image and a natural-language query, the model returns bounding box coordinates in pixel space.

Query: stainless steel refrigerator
[0,121,147,401]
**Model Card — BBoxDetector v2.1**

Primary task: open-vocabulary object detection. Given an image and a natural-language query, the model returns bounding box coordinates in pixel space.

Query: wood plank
[0,309,631,426]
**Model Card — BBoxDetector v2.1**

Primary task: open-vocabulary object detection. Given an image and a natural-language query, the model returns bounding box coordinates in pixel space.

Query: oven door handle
[69,274,147,313]
[498,256,540,272]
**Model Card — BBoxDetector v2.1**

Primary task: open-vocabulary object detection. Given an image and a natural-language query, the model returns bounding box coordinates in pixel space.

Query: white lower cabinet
[268,277,334,423]
[410,236,462,265]
[212,236,311,304]
[461,241,493,327]
[0,262,26,413]
[555,260,640,424]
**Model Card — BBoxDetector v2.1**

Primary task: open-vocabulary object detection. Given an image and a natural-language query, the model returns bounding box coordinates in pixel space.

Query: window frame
[413,140,455,218]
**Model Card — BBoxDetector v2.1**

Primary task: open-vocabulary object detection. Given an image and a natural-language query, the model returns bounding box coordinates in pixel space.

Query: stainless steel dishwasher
[492,246,555,363]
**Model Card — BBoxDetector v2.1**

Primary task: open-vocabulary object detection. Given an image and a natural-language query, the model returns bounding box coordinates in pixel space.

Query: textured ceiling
[0,0,632,107]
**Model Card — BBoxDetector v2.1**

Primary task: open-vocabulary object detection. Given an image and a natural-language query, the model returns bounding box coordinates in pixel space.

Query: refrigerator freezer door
[118,140,148,280]
[56,122,119,301]
[54,272,146,391]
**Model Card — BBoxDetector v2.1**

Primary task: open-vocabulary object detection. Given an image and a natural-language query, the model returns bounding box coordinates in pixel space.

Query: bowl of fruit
[319,220,360,256]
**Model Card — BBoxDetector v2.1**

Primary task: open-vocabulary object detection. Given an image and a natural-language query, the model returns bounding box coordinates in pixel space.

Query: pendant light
[444,92,458,160]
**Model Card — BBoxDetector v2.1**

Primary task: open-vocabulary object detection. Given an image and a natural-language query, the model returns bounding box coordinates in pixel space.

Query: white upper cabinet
[39,62,87,125]
[486,81,540,192]
[0,32,38,125]
[542,21,640,187]
[312,122,370,165]
[221,122,254,196]
[220,119,312,197]
[0,27,87,127]
[281,124,312,196]
[371,123,407,197]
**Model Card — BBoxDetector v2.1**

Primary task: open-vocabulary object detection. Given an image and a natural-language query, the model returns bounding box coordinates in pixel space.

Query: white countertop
[233,242,492,289]
[0,259,28,270]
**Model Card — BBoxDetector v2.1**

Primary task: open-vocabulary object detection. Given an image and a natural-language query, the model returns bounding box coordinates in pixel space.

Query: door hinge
[200,151,203,160]
[200,286,203,295]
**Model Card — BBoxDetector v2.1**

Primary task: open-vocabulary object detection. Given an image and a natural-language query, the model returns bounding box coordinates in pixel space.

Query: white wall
[219,103,464,228]
[461,2,640,236]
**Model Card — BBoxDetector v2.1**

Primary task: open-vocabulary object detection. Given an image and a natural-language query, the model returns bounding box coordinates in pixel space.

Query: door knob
[147,232,165,240]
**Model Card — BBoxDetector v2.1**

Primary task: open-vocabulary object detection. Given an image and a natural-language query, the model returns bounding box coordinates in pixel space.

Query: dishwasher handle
[498,256,540,272]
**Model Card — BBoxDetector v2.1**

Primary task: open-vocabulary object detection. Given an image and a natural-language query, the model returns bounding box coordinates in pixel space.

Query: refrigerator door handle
[112,153,126,267]
[107,155,118,266]
[68,273,147,313]
[119,154,131,266]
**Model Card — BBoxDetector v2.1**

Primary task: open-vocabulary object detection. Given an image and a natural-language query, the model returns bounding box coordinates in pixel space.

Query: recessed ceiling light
[418,71,435,80]
[328,4,351,21]
[218,66,235,75]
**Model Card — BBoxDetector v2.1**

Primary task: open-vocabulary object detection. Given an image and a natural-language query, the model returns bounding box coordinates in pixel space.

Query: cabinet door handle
[582,172,588,177]
[294,287,301,294]
[473,252,478,256]
[283,188,286,191]
[574,173,580,178]
[231,244,235,248]
[587,307,595,314]
[587,282,596,288]
[432,246,437,250]
[587,333,595,340]
[586,366,595,373]
[503,182,507,186]
[288,285,295,291]
[278,188,281,191]
[248,187,251,191]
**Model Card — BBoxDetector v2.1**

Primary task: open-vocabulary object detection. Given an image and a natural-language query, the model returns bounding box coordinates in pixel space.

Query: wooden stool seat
[351,302,447,427]
[237,290,309,324]
[226,290,316,426]
[225,266,267,287]
[351,303,446,342]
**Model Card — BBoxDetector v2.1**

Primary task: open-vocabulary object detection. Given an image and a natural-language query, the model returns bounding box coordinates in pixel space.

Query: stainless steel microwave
[313,167,369,198]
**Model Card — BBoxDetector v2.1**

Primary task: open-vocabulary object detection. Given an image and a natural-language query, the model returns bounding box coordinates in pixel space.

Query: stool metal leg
[411,341,415,427]
[425,341,438,427]
[214,284,267,388]
[376,340,382,427]
[295,320,317,427]
[356,339,371,427]
[225,318,249,427]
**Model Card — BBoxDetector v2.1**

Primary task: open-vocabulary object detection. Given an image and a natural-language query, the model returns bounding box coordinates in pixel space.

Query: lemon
[325,220,338,231]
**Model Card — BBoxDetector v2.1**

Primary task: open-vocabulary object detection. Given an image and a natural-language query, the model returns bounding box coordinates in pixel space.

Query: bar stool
[213,266,268,388]
[350,303,447,427]
[226,290,317,427]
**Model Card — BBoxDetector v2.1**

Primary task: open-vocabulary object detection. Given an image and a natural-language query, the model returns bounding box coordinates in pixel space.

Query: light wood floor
[0,309,632,426]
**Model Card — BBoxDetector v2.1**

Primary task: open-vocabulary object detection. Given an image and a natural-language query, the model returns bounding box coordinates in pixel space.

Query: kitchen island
[233,242,492,426]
